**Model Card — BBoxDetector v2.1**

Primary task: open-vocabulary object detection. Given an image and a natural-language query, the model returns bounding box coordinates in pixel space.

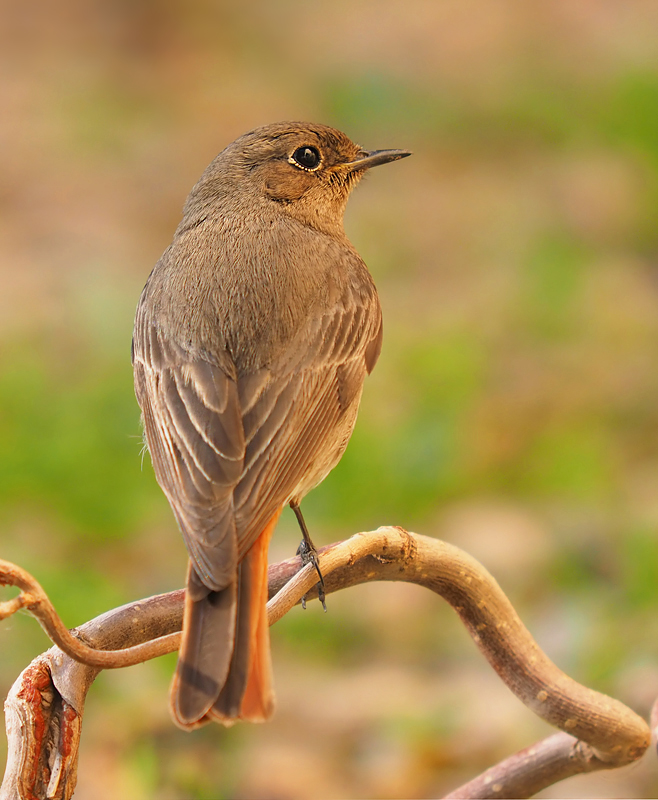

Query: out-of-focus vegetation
[2,2,658,797]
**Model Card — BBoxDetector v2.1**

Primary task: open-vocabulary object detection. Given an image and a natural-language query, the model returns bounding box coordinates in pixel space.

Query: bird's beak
[343,149,412,172]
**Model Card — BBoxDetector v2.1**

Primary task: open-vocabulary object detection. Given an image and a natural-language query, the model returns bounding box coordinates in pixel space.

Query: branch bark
[444,732,621,799]
[0,527,651,799]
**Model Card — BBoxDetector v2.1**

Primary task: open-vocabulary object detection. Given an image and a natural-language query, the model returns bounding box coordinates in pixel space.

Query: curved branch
[269,528,649,766]
[1,527,651,800]
[0,559,182,669]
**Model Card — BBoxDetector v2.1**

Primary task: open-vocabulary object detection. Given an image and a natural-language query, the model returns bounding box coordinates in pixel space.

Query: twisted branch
[0,527,652,799]
[0,561,182,669]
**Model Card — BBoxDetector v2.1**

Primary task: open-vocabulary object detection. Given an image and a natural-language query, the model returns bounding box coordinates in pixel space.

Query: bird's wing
[233,285,382,556]
[133,281,382,589]
[133,317,245,591]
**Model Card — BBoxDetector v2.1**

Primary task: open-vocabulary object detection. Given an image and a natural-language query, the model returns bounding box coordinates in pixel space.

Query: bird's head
[185,122,410,235]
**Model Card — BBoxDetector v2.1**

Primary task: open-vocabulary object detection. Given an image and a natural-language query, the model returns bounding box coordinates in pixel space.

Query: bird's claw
[296,539,327,612]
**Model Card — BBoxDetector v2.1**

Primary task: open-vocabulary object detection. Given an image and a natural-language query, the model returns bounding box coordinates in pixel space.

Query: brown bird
[132,122,410,729]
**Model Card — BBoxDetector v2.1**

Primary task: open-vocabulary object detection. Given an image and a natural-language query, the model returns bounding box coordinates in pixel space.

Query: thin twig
[0,559,182,668]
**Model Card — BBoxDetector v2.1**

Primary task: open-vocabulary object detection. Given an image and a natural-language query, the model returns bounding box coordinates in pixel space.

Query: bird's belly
[287,393,361,504]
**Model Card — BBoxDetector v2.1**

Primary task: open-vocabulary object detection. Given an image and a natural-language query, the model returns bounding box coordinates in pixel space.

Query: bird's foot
[296,538,327,612]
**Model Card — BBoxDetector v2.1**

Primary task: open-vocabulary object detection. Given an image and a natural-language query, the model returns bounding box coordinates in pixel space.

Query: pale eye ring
[290,145,321,171]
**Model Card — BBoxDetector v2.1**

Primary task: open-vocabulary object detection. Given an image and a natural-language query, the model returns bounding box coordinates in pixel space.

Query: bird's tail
[170,513,280,729]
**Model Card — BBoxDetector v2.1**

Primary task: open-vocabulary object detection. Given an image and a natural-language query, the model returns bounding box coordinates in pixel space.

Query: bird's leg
[290,502,326,611]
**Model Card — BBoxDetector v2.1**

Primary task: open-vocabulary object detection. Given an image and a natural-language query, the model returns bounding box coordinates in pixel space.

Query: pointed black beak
[344,148,412,172]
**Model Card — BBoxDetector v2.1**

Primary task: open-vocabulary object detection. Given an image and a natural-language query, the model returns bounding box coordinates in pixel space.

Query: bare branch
[0,560,182,669]
[1,527,652,800]
[270,529,650,768]
[2,656,82,800]
[1,590,186,800]
[444,732,619,799]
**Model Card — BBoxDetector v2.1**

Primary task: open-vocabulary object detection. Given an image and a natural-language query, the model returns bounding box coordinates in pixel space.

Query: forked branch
[0,527,651,799]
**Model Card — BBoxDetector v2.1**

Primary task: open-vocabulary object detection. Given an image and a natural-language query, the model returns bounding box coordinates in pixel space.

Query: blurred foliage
[0,341,147,540]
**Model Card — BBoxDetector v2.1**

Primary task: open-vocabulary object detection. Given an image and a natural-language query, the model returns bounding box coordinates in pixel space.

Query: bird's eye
[290,145,321,170]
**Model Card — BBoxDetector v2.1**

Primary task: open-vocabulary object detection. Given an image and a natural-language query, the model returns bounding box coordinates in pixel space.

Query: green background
[1,2,658,797]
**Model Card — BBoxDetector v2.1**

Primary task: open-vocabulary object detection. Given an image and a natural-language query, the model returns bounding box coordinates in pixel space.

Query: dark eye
[291,145,321,170]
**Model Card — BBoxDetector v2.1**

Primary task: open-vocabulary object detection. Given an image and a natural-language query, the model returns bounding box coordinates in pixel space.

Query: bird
[132,122,410,729]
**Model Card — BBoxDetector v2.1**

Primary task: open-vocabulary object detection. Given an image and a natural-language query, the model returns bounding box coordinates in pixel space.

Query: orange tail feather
[239,520,276,720]
[208,510,280,725]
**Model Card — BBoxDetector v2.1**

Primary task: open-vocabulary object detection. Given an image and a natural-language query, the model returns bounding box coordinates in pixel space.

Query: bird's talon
[292,502,327,610]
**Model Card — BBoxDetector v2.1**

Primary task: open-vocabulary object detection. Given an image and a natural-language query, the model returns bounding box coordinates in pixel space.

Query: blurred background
[1,1,658,797]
